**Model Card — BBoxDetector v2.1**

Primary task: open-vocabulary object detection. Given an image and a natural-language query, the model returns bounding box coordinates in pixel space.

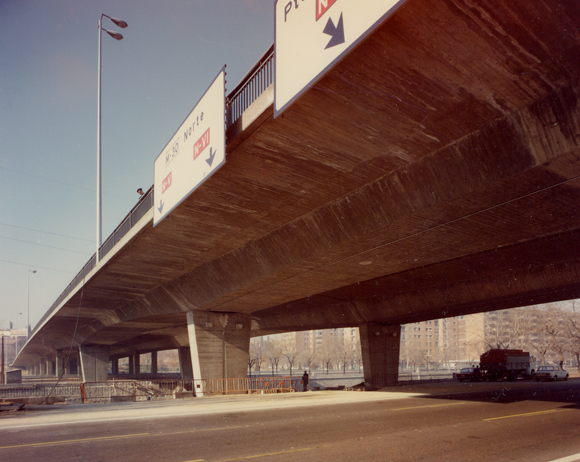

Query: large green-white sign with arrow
[154,68,225,226]
[274,0,407,118]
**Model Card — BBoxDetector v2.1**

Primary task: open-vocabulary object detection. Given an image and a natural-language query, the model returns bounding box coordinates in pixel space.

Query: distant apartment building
[253,300,579,372]
[0,328,27,367]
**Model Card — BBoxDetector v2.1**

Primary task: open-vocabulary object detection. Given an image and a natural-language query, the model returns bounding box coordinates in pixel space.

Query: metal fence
[208,376,293,395]
[79,380,202,402]
[21,376,82,383]
[0,380,204,403]
[398,371,455,382]
[0,384,81,400]
[227,44,274,126]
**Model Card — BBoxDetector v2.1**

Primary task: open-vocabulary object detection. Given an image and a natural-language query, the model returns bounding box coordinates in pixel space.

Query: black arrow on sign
[206,147,216,167]
[158,199,164,214]
[323,13,345,49]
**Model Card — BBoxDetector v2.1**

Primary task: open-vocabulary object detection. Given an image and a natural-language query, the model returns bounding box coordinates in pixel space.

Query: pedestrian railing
[398,371,454,382]
[0,383,80,399]
[80,379,204,403]
[0,379,206,403]
[21,376,82,383]
[208,376,293,395]
[226,44,274,127]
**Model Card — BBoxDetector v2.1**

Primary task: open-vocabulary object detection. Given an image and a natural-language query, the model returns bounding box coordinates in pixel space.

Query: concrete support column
[128,355,134,375]
[111,356,119,375]
[178,347,193,380]
[46,355,54,376]
[187,311,251,396]
[55,350,64,378]
[134,351,141,375]
[151,351,157,375]
[64,354,72,376]
[359,323,401,387]
[79,345,110,383]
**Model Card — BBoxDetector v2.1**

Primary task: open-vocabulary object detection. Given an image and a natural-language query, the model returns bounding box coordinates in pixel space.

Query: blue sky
[0,0,274,332]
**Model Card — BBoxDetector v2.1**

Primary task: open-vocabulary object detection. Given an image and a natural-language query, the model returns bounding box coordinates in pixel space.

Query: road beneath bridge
[2,380,580,462]
[15,0,580,388]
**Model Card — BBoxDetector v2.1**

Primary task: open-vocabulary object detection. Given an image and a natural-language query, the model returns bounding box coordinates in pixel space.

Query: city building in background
[0,327,27,368]
[250,300,580,374]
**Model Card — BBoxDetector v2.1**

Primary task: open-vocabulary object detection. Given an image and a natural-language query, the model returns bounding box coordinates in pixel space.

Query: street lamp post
[27,269,36,338]
[15,312,22,356]
[97,14,128,263]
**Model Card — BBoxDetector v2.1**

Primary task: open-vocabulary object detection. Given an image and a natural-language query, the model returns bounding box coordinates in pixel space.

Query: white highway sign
[154,68,225,226]
[274,0,407,117]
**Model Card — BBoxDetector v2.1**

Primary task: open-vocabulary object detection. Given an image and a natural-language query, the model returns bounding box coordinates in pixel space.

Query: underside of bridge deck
[16,0,580,387]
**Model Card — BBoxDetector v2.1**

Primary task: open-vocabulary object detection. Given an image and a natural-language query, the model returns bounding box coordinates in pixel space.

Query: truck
[479,349,532,381]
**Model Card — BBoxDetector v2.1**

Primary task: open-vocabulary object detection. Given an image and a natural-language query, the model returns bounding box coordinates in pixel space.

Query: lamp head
[103,29,123,40]
[109,17,128,28]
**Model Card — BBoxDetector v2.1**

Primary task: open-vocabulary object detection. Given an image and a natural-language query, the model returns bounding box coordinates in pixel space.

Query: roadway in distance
[1,380,579,461]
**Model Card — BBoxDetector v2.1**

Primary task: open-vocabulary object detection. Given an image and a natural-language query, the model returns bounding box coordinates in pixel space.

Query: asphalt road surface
[1,380,580,462]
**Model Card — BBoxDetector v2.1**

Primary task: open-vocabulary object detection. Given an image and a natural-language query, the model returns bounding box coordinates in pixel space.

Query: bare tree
[248,340,264,377]
[265,339,283,376]
[281,340,299,377]
[349,343,362,371]
[566,312,580,372]
[484,309,528,350]
[317,338,339,374]
[298,349,317,374]
[545,307,568,368]
[529,311,552,366]
[336,342,352,375]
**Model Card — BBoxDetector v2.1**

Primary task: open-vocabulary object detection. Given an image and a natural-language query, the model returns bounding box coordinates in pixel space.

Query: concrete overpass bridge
[14,0,580,390]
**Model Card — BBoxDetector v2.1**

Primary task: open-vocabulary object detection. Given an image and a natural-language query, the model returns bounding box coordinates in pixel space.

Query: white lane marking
[548,454,580,462]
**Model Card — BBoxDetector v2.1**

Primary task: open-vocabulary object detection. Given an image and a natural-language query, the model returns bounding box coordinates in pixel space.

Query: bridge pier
[151,351,157,375]
[64,353,73,376]
[55,350,64,378]
[187,311,251,396]
[128,355,134,375]
[79,345,109,382]
[359,323,401,387]
[45,355,55,376]
[178,347,193,380]
[111,355,119,375]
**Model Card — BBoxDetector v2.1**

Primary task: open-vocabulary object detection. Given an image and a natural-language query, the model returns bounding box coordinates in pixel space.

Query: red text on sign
[162,171,172,193]
[316,0,337,21]
[193,128,210,160]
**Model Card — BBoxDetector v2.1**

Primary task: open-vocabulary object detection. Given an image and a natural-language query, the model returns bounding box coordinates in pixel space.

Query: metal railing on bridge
[29,44,276,341]
[226,44,274,126]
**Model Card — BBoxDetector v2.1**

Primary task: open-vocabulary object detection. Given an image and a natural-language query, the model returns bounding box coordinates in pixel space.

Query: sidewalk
[0,389,425,430]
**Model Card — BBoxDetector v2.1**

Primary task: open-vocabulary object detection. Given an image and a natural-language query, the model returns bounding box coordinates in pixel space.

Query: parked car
[534,365,568,381]
[455,367,483,382]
